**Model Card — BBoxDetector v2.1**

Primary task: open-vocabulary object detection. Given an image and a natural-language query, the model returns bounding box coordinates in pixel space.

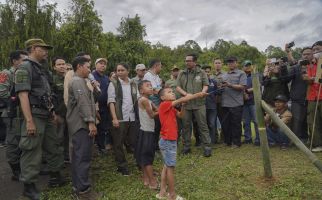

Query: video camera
[299,60,310,66]
[286,41,295,49]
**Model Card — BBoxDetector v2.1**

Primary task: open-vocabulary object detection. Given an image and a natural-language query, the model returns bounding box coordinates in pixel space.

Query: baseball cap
[171,66,180,71]
[135,64,146,70]
[243,60,252,66]
[226,56,238,62]
[95,58,107,65]
[274,95,288,102]
[25,39,53,49]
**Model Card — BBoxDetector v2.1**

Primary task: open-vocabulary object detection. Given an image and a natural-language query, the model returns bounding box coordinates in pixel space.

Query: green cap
[243,60,252,66]
[25,38,53,49]
[171,65,180,71]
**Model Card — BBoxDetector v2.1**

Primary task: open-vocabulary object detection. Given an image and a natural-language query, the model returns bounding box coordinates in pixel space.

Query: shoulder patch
[15,69,29,84]
[0,72,9,83]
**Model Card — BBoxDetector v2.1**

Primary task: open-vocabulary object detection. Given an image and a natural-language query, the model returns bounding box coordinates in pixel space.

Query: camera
[280,57,288,63]
[287,41,295,49]
[299,60,310,66]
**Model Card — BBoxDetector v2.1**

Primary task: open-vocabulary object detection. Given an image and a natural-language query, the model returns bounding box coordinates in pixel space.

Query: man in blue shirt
[242,60,260,145]
[202,66,220,144]
[92,58,111,154]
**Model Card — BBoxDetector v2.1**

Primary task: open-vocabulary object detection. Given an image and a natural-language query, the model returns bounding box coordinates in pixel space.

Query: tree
[117,14,147,41]
[227,42,266,71]
[264,45,287,59]
[115,14,149,75]
[53,0,103,63]
[210,39,233,59]
[0,0,60,67]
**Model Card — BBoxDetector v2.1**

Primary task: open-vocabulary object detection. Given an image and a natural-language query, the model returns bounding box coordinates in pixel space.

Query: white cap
[95,58,107,65]
[135,64,146,70]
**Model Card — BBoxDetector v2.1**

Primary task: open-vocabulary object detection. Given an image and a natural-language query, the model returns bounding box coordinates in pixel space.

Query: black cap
[312,41,322,48]
[274,95,288,102]
[226,56,237,62]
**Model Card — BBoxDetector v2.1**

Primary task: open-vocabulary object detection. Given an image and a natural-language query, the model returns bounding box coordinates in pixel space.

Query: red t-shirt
[307,63,322,101]
[159,101,178,140]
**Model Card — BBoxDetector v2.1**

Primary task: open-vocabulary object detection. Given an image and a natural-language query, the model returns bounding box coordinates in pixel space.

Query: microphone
[88,73,102,94]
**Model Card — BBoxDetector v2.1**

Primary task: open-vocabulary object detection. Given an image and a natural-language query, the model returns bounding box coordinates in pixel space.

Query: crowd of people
[0,38,321,200]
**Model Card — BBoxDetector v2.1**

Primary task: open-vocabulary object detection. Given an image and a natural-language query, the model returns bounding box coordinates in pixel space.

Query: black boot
[23,183,40,200]
[9,163,20,181]
[48,171,66,187]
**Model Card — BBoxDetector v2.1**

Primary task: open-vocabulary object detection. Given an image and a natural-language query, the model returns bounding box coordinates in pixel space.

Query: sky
[5,0,322,51]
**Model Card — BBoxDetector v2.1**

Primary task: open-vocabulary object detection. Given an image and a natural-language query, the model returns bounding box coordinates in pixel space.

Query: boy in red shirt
[156,88,206,200]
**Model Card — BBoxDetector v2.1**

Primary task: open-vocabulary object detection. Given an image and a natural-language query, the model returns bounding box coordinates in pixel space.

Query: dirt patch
[254,176,279,189]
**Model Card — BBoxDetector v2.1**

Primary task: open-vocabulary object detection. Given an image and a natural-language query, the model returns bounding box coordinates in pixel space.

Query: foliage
[53,0,103,64]
[0,0,59,67]
[0,0,281,76]
[264,45,287,59]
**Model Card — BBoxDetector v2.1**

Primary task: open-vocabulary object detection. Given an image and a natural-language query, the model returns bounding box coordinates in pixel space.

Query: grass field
[44,142,322,200]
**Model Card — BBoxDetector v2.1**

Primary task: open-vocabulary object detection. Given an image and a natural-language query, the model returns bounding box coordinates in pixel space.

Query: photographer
[262,58,290,106]
[303,41,322,152]
[283,44,313,142]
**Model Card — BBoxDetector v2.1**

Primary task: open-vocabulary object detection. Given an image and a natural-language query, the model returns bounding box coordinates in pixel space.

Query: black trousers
[221,106,243,146]
[71,129,93,192]
[96,110,109,150]
[291,102,308,141]
[110,121,138,168]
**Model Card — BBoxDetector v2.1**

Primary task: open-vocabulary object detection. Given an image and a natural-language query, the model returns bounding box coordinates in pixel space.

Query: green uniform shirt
[15,58,52,118]
[176,67,209,110]
[165,78,180,99]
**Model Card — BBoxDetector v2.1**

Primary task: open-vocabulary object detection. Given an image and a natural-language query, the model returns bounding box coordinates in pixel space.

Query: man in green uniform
[15,39,65,200]
[0,50,27,180]
[165,66,180,99]
[52,56,69,162]
[176,53,212,157]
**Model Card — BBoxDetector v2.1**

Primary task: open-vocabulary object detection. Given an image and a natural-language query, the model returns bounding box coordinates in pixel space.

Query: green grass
[44,143,322,200]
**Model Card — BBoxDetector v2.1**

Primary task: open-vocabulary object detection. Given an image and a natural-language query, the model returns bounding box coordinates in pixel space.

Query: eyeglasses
[138,69,146,71]
[185,60,193,62]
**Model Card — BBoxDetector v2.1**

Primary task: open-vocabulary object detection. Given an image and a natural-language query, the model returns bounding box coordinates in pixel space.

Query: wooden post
[252,70,273,178]
[261,100,322,173]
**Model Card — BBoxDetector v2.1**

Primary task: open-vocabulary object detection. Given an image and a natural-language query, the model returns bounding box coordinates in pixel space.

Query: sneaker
[0,142,6,148]
[181,148,191,155]
[312,146,322,152]
[73,187,103,200]
[48,171,66,187]
[231,144,240,149]
[280,143,288,151]
[243,140,253,144]
[117,167,130,176]
[64,159,71,164]
[98,149,108,156]
[203,148,212,157]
